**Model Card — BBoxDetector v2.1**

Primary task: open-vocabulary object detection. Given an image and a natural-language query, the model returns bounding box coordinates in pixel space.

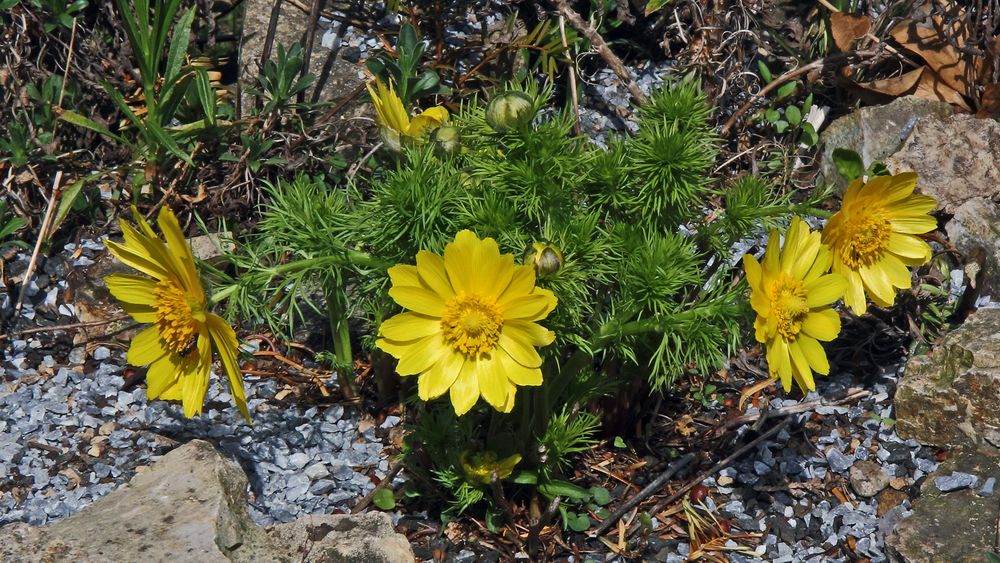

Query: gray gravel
[0,240,395,527]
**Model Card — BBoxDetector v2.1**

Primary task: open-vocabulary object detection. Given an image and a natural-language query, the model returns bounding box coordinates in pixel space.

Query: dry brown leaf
[888,10,981,101]
[856,66,970,110]
[977,83,1000,118]
[830,13,871,52]
[860,66,925,97]
[675,414,697,437]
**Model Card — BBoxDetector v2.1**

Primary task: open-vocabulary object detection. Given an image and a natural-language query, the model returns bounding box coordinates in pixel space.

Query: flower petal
[105,274,157,306]
[797,334,830,375]
[415,251,455,300]
[859,263,895,305]
[804,273,846,308]
[887,232,931,261]
[388,286,447,316]
[498,351,543,386]
[499,290,557,321]
[450,360,480,415]
[503,320,555,347]
[443,230,480,293]
[127,325,169,366]
[880,253,913,290]
[475,353,509,411]
[891,215,938,234]
[801,309,841,341]
[157,207,203,295]
[873,171,917,201]
[787,340,816,392]
[379,312,441,341]
[743,254,762,290]
[840,268,868,315]
[417,350,463,400]
[206,313,250,423]
[498,328,542,368]
[181,333,212,418]
[394,335,446,376]
[503,265,537,300]
[105,239,169,280]
[146,353,181,399]
[388,264,420,288]
[766,337,792,392]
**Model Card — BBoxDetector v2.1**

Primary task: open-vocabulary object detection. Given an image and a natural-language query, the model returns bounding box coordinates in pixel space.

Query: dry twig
[628,419,792,538]
[12,172,64,322]
[720,50,877,137]
[351,459,404,513]
[550,0,649,105]
[591,453,696,537]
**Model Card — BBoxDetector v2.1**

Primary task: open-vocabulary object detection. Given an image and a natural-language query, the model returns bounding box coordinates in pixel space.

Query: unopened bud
[485,91,535,132]
[525,242,563,276]
[432,125,461,156]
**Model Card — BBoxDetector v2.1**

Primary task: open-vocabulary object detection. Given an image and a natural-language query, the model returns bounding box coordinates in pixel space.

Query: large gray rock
[886,113,1000,214]
[819,96,954,192]
[239,0,365,115]
[895,309,1000,452]
[886,449,1000,563]
[0,440,413,563]
[946,197,1000,298]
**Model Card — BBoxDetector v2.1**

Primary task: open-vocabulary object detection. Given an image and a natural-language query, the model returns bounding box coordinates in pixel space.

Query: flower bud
[525,242,563,276]
[378,127,403,153]
[461,450,521,486]
[485,91,535,132]
[432,125,461,156]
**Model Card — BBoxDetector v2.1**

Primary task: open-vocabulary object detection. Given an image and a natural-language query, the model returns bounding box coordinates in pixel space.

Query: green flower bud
[525,242,563,276]
[378,127,403,153]
[485,91,535,132]
[432,125,461,156]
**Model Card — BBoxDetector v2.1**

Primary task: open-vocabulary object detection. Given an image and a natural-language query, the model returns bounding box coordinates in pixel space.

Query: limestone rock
[849,460,890,498]
[885,113,1000,214]
[819,96,954,192]
[0,439,259,562]
[895,308,1000,452]
[239,0,365,116]
[234,512,415,563]
[0,440,414,563]
[945,197,1000,298]
[188,232,234,263]
[886,449,1000,562]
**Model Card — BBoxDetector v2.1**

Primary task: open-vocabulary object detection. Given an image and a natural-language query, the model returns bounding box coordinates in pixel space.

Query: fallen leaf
[977,83,1000,118]
[675,414,697,437]
[889,16,978,97]
[830,13,871,52]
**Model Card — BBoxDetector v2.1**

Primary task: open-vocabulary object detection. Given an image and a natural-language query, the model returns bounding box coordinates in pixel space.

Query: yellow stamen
[153,279,200,354]
[768,273,809,339]
[441,293,503,356]
[837,211,892,269]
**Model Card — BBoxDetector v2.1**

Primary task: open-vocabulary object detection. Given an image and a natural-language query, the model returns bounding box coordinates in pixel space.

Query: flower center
[768,273,809,339]
[838,212,892,269]
[153,279,201,354]
[441,293,503,357]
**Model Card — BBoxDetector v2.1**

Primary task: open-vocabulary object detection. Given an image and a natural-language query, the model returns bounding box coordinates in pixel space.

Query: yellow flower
[104,207,250,422]
[461,451,522,485]
[822,172,937,315]
[366,78,448,150]
[377,230,557,415]
[743,217,846,393]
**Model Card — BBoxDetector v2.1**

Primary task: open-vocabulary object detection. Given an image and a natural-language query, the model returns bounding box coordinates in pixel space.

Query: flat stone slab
[0,440,413,563]
[887,449,1000,562]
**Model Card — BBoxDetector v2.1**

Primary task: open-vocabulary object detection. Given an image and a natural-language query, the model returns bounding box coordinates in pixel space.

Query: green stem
[325,276,356,398]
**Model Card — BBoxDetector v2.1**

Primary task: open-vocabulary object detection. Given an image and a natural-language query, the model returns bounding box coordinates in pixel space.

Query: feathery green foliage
[219,76,813,515]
